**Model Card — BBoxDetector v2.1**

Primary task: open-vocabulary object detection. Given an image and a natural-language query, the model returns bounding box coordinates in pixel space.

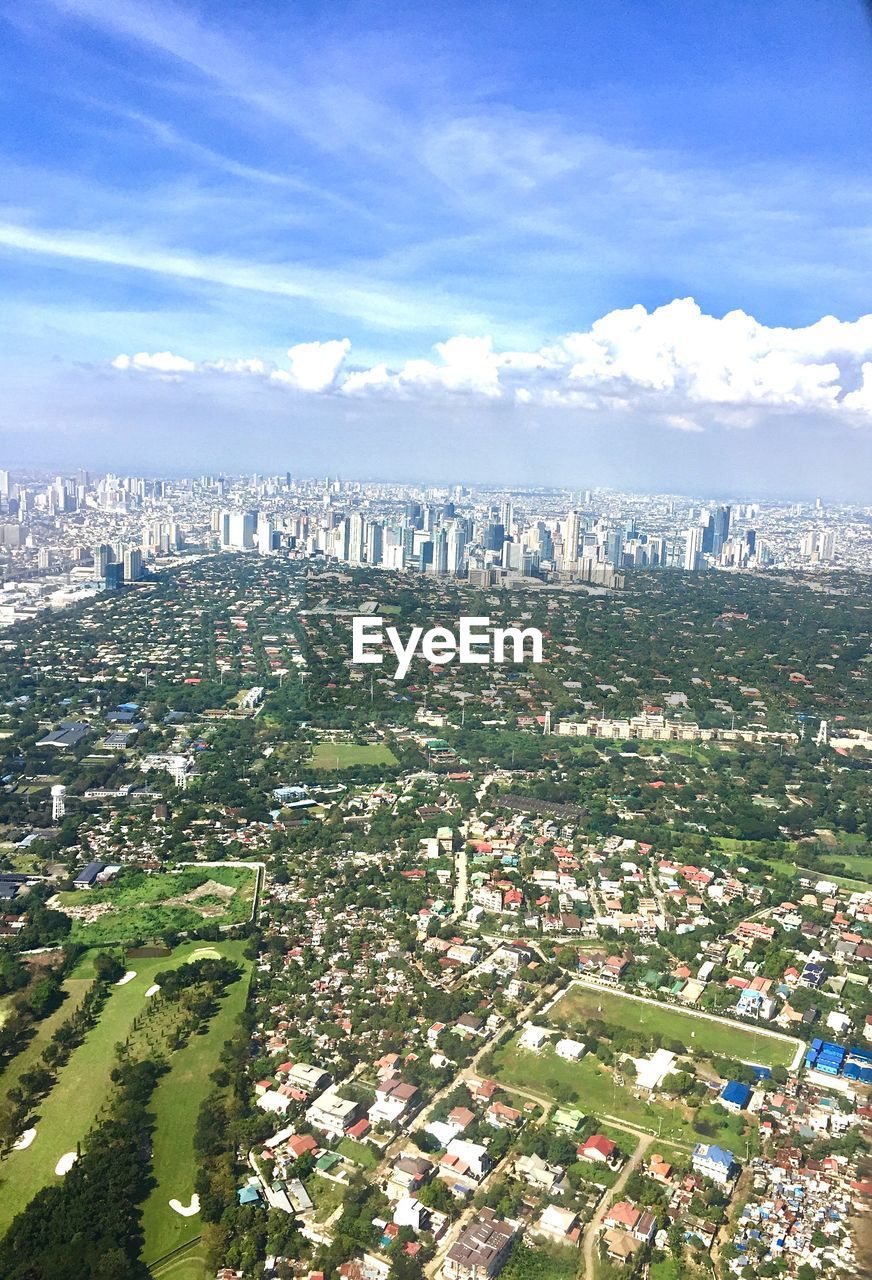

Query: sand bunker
[55,1151,78,1175]
[145,983,160,997]
[169,1194,200,1217]
[189,947,221,960]
[115,970,137,986]
[14,1128,36,1150]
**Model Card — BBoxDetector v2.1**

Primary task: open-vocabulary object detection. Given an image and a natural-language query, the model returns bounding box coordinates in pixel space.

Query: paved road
[452,847,468,918]
[581,1132,654,1280]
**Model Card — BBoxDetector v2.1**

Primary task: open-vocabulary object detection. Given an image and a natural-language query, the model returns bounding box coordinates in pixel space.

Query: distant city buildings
[0,469,867,628]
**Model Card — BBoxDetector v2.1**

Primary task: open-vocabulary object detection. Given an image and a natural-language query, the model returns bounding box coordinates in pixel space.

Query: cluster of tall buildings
[0,468,863,595]
[682,505,764,571]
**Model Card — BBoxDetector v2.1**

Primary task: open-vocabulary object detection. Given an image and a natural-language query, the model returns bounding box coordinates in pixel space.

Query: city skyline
[1,2,872,492]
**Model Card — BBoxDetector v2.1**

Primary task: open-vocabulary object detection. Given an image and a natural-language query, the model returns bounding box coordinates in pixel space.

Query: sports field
[141,941,252,1266]
[0,941,247,1237]
[309,741,398,769]
[550,983,798,1069]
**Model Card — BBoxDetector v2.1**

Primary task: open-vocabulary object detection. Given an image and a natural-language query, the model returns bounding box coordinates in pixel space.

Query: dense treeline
[0,1057,163,1280]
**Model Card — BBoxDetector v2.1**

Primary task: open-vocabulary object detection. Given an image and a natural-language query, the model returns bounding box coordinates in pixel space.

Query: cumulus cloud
[277,338,350,391]
[112,350,196,373]
[109,298,872,429]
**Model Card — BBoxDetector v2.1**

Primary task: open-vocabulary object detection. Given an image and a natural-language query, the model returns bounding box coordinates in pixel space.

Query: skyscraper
[563,510,581,570]
[684,526,704,570]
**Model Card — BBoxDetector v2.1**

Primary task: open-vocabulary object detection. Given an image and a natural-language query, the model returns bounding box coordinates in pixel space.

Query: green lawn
[309,742,399,769]
[337,1137,379,1169]
[491,1038,755,1155]
[149,1238,209,1280]
[550,985,798,1069]
[0,977,92,1093]
[56,866,257,945]
[0,941,246,1238]
[141,941,252,1265]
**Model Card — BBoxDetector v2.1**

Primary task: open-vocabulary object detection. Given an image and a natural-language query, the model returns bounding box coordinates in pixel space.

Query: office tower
[502,540,522,571]
[483,521,504,553]
[104,562,123,590]
[817,530,835,562]
[446,521,466,575]
[500,500,513,533]
[700,511,715,554]
[745,529,756,556]
[684,526,704,570]
[0,470,9,498]
[365,519,384,566]
[348,512,365,564]
[93,544,111,575]
[648,535,666,567]
[417,539,434,572]
[712,505,731,556]
[227,511,255,549]
[563,510,581,570]
[257,514,275,555]
[123,548,144,582]
[799,531,816,560]
[37,548,51,571]
[605,530,624,568]
[333,518,350,561]
[431,527,449,574]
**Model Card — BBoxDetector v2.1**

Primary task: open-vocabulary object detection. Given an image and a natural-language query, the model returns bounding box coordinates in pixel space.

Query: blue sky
[1,0,872,493]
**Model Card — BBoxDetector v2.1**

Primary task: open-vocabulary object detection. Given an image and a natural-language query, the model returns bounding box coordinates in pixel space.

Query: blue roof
[694,1143,735,1168]
[237,1184,260,1204]
[721,1080,752,1108]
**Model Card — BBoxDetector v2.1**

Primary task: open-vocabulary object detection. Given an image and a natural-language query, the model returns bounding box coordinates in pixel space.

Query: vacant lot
[55,865,257,945]
[549,984,798,1069]
[141,941,252,1265]
[309,742,398,770]
[491,1036,754,1154]
[0,941,247,1237]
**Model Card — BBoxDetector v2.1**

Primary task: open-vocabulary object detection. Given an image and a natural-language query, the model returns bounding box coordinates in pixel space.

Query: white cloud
[108,298,872,429]
[283,338,350,391]
[112,350,196,373]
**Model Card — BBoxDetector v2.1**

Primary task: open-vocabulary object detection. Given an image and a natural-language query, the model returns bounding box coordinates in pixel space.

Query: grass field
[309,742,399,769]
[713,837,871,893]
[337,1137,379,1169]
[0,941,247,1238]
[149,1238,209,1280]
[549,984,798,1069]
[56,866,257,945]
[141,941,252,1265]
[491,1037,754,1154]
[0,977,92,1093]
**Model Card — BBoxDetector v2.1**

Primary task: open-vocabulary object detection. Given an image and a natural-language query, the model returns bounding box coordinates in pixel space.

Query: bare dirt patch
[165,878,237,918]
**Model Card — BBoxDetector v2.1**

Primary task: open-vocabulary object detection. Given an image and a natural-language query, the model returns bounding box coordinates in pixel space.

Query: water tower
[51,784,66,823]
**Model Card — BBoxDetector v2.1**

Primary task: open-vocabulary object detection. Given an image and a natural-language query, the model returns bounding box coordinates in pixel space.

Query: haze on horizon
[1,0,872,497]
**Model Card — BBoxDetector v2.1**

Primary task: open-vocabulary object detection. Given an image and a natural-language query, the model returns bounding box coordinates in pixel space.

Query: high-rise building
[446,521,466,575]
[123,548,144,582]
[711,505,731,556]
[684,526,704,570]
[563,510,581,570]
[226,511,255,549]
[365,519,384,566]
[256,514,275,555]
[348,513,365,565]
